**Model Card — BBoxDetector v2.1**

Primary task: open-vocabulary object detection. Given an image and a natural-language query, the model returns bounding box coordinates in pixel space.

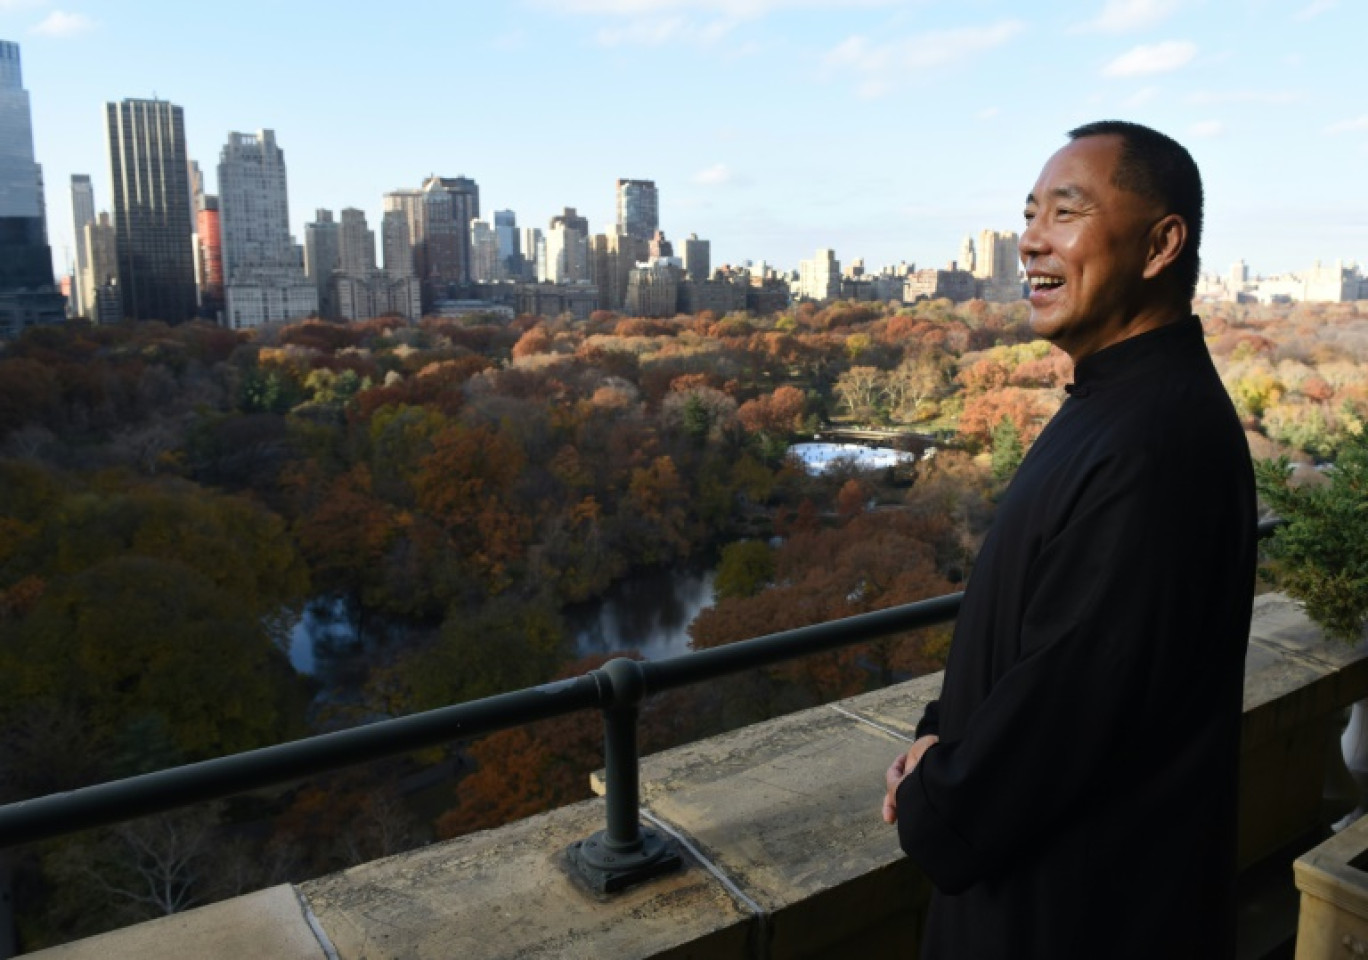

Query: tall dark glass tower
[615,179,659,244]
[0,40,64,338]
[106,98,197,323]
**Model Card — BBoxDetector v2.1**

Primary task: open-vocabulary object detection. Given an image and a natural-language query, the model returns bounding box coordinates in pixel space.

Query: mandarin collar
[1065,315,1203,398]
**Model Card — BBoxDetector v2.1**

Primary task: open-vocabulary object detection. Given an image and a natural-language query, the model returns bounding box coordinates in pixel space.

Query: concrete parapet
[25,593,1368,959]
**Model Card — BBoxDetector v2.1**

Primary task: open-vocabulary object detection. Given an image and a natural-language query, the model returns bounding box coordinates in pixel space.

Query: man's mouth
[1029,275,1065,291]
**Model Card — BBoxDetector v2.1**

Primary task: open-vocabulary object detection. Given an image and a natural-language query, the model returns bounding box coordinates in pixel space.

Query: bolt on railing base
[566,826,682,894]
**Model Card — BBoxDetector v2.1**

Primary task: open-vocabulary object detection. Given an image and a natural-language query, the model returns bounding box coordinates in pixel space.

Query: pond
[565,564,717,661]
[788,442,926,475]
[288,563,719,689]
[288,595,355,675]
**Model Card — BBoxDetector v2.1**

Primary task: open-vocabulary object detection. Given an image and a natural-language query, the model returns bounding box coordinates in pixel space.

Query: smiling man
[882,121,1257,959]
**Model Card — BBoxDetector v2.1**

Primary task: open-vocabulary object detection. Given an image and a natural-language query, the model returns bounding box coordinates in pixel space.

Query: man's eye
[1056,208,1073,217]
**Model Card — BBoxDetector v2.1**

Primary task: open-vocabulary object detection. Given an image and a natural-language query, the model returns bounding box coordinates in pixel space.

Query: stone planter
[1294,813,1368,958]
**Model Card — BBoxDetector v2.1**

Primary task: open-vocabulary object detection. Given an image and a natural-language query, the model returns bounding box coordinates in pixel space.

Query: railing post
[567,658,681,893]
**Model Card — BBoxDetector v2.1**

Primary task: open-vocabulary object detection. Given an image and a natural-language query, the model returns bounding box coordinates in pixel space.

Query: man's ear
[1143,214,1187,281]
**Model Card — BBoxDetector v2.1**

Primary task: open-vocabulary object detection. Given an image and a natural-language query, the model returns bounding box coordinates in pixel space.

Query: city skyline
[3,0,1366,285]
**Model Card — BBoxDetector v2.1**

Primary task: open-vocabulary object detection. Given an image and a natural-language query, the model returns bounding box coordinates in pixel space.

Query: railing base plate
[567,827,683,894]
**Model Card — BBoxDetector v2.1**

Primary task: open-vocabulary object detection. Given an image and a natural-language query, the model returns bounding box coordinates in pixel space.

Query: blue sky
[4,0,1366,282]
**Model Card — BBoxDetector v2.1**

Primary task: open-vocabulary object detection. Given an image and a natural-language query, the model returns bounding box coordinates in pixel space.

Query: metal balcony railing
[0,519,1283,892]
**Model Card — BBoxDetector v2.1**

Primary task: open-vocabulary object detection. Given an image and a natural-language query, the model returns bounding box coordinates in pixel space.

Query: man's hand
[882,735,939,825]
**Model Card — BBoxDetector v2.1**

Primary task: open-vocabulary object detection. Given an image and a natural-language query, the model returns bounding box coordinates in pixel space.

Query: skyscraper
[518,226,542,282]
[106,98,197,323]
[543,207,590,284]
[335,207,419,323]
[420,175,479,293]
[381,208,413,278]
[681,233,710,282]
[0,40,65,337]
[218,129,316,328]
[974,229,1022,302]
[305,209,340,317]
[196,196,222,316]
[616,179,658,243]
[338,208,376,277]
[384,177,479,307]
[470,219,500,283]
[494,210,519,279]
[959,235,976,274]
[69,174,95,317]
[797,249,840,301]
[82,211,121,325]
[590,231,647,311]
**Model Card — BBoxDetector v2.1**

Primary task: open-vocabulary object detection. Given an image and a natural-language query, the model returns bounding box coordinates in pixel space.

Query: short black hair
[1067,119,1204,299]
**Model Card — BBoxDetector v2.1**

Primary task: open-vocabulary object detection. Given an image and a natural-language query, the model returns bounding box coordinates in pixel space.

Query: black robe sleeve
[914,700,940,740]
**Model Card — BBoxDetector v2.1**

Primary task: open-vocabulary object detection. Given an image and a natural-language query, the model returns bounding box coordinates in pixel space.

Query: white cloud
[595,13,738,46]
[976,106,1000,120]
[1325,115,1368,134]
[1293,0,1337,21]
[822,20,1025,96]
[546,0,896,13]
[1101,39,1196,77]
[30,9,93,36]
[561,0,903,51]
[1189,120,1225,138]
[1187,89,1299,106]
[1123,85,1160,107]
[1072,0,1180,34]
[692,163,732,186]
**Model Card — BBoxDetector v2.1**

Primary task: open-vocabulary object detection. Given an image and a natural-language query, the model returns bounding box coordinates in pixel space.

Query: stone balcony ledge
[27,593,1368,959]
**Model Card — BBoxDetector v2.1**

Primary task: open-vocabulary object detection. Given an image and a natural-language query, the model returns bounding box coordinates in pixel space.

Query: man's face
[1019,135,1163,361]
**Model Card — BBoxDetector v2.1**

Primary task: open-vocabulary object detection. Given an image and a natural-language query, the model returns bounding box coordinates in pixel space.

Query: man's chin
[1027,309,1063,342]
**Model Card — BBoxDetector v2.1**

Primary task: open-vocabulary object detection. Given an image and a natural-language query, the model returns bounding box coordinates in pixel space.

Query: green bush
[1255,426,1368,643]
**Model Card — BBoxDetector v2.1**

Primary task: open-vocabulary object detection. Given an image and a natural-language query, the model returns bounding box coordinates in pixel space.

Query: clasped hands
[882,734,939,825]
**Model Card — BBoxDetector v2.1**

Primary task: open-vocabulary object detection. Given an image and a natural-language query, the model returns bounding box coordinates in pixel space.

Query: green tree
[1255,426,1368,643]
[714,540,775,600]
[0,556,305,772]
[990,416,1024,482]
[400,596,568,708]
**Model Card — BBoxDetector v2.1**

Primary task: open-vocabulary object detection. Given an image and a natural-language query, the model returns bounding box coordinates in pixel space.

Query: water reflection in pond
[289,595,356,675]
[566,565,716,661]
[290,564,717,693]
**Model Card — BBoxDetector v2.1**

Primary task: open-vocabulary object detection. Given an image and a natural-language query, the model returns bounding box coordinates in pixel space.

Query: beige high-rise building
[973,229,1017,280]
[797,248,840,301]
[542,208,590,284]
[974,229,1023,302]
[590,231,647,311]
[339,208,376,277]
[470,219,500,282]
[218,129,317,329]
[381,209,413,278]
[959,235,976,275]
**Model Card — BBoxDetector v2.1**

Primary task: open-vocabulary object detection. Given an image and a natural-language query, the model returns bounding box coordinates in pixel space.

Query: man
[882,121,1256,959]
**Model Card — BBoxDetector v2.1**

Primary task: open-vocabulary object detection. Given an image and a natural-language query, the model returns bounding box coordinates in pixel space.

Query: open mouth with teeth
[1029,275,1065,291]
